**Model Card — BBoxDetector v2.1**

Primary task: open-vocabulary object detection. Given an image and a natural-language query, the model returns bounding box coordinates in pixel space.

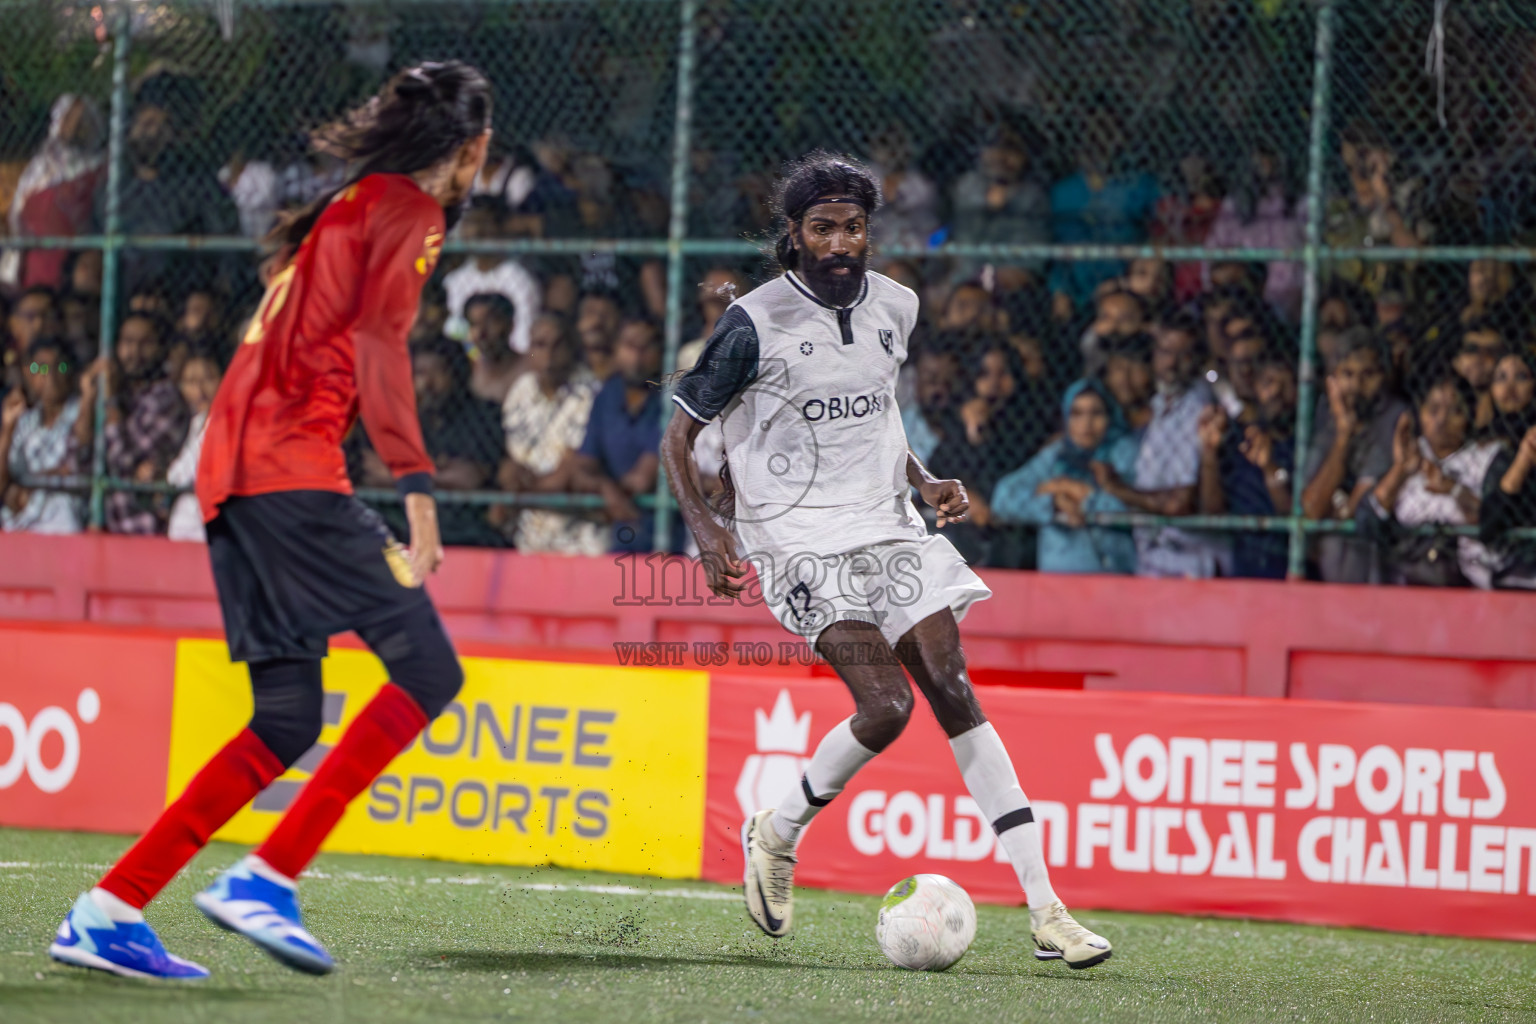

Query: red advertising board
[704,676,1536,941]
[0,624,175,834]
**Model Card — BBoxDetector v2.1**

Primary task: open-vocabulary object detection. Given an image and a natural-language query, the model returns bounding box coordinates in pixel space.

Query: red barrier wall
[4,533,1536,707]
[706,679,1536,942]
[5,617,1534,940]
[0,622,175,833]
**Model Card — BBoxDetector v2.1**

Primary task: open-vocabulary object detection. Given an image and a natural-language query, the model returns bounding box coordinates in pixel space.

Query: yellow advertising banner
[169,640,709,878]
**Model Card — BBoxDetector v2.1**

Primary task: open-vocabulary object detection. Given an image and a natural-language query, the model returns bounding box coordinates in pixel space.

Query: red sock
[98,728,284,908]
[255,683,427,880]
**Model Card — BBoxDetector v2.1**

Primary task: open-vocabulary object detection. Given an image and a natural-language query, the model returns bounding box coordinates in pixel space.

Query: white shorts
[749,532,992,647]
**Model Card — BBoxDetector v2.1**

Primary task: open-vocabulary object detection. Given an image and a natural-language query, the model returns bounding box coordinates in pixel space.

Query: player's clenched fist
[920,477,969,528]
[696,520,749,598]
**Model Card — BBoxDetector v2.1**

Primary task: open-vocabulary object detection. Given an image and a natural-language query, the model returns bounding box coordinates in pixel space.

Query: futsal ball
[875,874,976,971]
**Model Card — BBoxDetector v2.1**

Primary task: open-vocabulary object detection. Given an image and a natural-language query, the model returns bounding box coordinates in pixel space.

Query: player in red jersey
[49,62,492,980]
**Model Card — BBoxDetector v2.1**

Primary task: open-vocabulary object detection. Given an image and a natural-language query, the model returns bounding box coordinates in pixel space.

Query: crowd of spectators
[4,68,1536,592]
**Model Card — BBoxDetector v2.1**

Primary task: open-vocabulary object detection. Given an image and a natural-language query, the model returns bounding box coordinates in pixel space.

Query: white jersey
[671,270,928,557]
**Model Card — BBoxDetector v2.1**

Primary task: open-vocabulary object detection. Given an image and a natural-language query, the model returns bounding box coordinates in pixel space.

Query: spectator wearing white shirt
[495,314,603,555]
[442,198,541,356]
[219,152,280,239]
[0,338,84,534]
[166,350,221,542]
[675,266,747,372]
[1362,373,1501,587]
[470,146,537,210]
[1089,315,1233,578]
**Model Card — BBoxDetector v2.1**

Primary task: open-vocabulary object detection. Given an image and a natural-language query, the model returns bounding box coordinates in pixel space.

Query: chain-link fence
[2,0,1534,588]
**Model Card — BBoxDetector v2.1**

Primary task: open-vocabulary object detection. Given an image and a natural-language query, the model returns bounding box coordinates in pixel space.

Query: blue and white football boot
[194,856,334,975]
[49,891,209,980]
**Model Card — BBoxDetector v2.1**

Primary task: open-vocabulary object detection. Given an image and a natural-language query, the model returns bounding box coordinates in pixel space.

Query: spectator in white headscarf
[2,95,105,290]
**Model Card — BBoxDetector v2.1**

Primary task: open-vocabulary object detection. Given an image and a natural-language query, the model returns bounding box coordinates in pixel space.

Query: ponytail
[776,231,800,271]
[268,61,492,251]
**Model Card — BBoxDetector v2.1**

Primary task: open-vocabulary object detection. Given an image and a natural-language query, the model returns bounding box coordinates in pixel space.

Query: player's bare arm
[906,449,968,527]
[662,412,747,598]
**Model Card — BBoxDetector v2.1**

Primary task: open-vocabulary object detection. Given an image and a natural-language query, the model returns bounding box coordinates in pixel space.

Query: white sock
[243,854,297,889]
[769,717,878,845]
[89,886,145,924]
[950,722,1058,911]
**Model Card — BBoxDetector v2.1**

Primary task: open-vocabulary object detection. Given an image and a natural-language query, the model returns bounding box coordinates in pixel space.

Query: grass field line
[519,882,742,901]
[0,861,113,870]
[2,859,745,903]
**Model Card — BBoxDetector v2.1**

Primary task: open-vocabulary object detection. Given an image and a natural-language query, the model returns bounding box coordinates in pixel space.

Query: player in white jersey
[661,153,1111,969]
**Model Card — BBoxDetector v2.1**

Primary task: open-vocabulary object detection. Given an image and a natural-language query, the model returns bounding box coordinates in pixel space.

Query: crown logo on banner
[736,689,813,821]
[754,689,810,754]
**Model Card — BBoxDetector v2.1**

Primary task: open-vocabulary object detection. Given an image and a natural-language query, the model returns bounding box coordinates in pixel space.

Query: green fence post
[90,3,132,531]
[1287,0,1337,579]
[651,0,699,555]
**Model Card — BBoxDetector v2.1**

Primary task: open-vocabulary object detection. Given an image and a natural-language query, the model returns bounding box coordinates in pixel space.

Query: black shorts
[207,490,433,663]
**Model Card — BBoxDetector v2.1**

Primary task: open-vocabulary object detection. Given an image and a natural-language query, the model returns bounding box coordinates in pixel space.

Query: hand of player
[1,389,26,432]
[404,492,445,583]
[919,477,969,528]
[696,520,748,599]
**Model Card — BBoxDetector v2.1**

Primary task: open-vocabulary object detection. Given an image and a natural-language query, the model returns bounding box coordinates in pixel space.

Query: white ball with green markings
[875,873,976,971]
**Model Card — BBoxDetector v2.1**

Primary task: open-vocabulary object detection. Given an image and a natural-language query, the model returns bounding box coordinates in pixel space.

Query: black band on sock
[801,775,831,808]
[993,806,1035,835]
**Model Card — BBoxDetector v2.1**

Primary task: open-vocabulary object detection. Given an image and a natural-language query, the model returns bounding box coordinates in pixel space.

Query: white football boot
[1030,900,1112,969]
[741,809,797,938]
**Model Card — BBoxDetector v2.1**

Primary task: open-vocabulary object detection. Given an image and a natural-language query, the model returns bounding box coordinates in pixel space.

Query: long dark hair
[769,151,882,272]
[270,61,492,251]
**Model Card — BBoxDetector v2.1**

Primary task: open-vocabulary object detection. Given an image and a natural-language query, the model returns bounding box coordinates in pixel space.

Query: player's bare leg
[744,620,912,937]
[897,608,1111,969]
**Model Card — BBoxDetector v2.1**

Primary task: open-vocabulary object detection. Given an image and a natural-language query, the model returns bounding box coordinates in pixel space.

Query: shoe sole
[193,892,334,976]
[48,942,206,981]
[740,815,788,939]
[1034,947,1113,970]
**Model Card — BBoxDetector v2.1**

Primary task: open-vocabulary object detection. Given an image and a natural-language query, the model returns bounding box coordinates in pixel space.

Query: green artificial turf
[1,828,1532,1023]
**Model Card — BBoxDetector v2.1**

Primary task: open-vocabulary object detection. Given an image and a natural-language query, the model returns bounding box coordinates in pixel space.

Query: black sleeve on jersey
[670,305,759,423]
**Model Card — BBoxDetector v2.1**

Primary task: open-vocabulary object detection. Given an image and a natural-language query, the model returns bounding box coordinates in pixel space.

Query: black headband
[791,194,870,219]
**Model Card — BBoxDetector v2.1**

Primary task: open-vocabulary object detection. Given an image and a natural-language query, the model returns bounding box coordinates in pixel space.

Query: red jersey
[197,173,444,521]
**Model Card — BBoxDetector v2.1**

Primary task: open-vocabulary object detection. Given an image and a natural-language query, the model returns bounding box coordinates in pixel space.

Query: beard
[800,251,868,307]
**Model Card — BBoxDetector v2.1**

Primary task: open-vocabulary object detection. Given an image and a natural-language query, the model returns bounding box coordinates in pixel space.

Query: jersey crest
[415,229,444,276]
[879,329,894,356]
